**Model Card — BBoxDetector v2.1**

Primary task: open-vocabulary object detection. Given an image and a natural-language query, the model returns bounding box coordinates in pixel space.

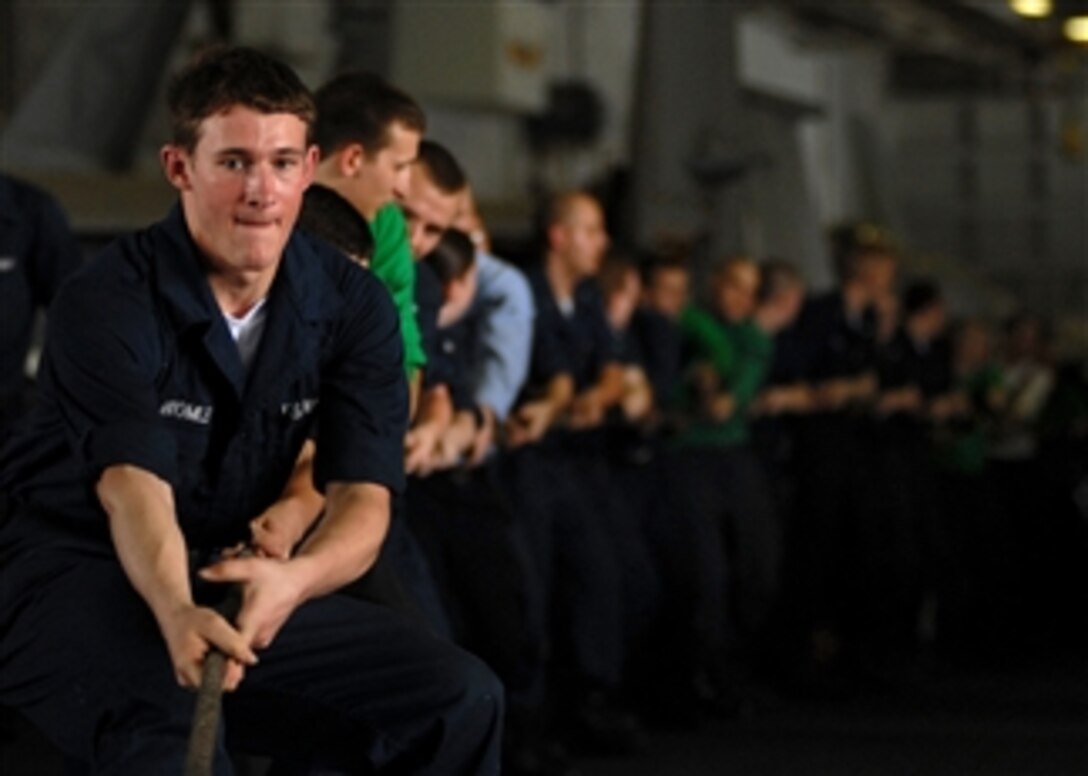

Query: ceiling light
[1009,0,1053,17]
[1065,16,1088,43]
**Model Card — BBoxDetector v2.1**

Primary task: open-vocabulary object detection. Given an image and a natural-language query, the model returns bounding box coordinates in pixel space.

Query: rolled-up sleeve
[314,269,409,495]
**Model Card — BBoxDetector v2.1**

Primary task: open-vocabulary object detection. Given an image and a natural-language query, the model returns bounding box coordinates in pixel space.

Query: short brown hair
[712,255,757,284]
[313,72,426,158]
[546,190,600,228]
[639,249,689,287]
[415,140,467,195]
[598,253,639,298]
[828,221,897,282]
[757,259,804,304]
[166,46,316,153]
[424,229,476,285]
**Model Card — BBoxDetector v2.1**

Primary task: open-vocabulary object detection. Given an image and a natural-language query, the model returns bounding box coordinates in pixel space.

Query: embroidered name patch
[159,400,213,425]
[281,398,318,421]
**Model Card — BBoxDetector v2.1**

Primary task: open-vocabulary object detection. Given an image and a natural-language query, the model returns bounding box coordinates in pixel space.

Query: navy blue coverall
[0,206,502,774]
[789,289,880,651]
[501,269,626,695]
[0,174,83,438]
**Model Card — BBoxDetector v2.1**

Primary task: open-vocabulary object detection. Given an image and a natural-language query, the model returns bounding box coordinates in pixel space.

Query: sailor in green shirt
[370,203,427,381]
[309,73,457,636]
[676,301,774,449]
[667,257,804,691]
[312,72,428,406]
[931,319,1006,477]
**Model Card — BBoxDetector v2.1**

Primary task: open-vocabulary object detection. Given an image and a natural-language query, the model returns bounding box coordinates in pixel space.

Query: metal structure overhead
[767,0,1088,96]
[774,0,1034,55]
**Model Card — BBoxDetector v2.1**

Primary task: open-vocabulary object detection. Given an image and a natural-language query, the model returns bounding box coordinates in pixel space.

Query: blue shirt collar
[151,203,335,331]
[150,203,341,400]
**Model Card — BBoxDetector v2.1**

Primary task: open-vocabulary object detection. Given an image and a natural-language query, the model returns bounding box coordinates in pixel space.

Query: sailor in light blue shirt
[465,250,535,422]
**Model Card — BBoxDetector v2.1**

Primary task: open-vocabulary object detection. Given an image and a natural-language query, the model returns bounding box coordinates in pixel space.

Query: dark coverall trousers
[500,444,625,692]
[0,534,504,775]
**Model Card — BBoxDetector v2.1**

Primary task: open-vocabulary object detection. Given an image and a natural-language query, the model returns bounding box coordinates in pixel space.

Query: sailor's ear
[160,145,193,192]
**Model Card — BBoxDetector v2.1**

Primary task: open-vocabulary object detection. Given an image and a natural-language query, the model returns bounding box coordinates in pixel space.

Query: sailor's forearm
[288,481,391,599]
[97,464,193,627]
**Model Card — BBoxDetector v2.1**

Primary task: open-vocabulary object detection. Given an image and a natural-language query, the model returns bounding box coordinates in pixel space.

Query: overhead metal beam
[773,0,1046,65]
